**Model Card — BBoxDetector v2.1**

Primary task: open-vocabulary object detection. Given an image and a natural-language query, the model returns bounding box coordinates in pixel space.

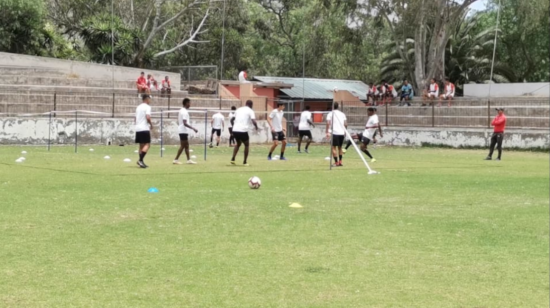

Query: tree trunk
[413,0,427,94]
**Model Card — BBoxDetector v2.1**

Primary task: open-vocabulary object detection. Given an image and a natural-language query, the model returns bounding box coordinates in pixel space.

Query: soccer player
[209,111,225,148]
[326,102,347,167]
[174,98,198,165]
[267,103,287,160]
[228,106,236,146]
[361,107,383,162]
[439,78,455,107]
[297,106,315,153]
[231,100,258,166]
[485,108,507,161]
[135,94,153,168]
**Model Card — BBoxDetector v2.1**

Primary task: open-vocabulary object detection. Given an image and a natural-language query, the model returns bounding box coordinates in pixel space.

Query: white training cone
[161,148,166,151]
[189,149,194,153]
[18,157,26,161]
[191,155,197,159]
[21,151,27,154]
[89,148,94,152]
[324,157,331,161]
[289,203,303,208]
[123,158,131,162]
[15,159,23,163]
[134,150,139,153]
[104,156,110,159]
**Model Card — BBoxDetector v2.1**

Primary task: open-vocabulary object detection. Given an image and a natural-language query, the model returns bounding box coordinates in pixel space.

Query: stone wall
[1,117,548,150]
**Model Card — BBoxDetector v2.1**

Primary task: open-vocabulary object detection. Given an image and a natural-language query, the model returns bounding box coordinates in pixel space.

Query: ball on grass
[248,176,261,189]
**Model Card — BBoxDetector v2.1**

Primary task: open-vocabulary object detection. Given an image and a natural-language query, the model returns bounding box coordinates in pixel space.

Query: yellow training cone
[289,203,303,208]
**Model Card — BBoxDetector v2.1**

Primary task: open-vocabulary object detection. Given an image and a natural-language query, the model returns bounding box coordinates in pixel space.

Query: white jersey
[178,108,190,134]
[363,114,379,139]
[326,110,347,136]
[238,71,249,83]
[298,110,313,131]
[232,106,256,132]
[269,109,284,132]
[212,113,224,129]
[429,83,439,93]
[228,112,235,128]
[135,103,151,132]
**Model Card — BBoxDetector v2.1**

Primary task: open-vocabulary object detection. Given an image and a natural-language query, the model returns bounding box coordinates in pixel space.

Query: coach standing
[485,108,507,161]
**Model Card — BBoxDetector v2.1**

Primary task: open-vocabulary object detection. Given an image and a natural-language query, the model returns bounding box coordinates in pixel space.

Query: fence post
[111,93,115,118]
[167,97,171,118]
[385,102,389,127]
[53,93,57,118]
[48,111,52,151]
[487,99,491,128]
[160,109,164,157]
[204,110,207,161]
[432,103,435,127]
[74,110,78,153]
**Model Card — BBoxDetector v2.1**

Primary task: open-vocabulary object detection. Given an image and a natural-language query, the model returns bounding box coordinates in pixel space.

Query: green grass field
[0,144,548,308]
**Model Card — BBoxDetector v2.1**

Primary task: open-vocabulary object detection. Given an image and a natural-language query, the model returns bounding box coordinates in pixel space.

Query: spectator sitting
[161,76,172,98]
[400,80,413,106]
[136,72,149,97]
[422,78,439,106]
[366,82,379,106]
[147,75,159,94]
[439,78,455,107]
[383,81,397,105]
[377,82,386,105]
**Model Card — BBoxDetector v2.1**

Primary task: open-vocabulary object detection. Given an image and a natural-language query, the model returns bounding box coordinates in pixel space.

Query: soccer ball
[248,176,261,189]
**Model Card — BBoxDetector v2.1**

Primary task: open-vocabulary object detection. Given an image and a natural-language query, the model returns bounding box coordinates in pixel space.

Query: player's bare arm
[184,119,198,133]
[146,114,153,130]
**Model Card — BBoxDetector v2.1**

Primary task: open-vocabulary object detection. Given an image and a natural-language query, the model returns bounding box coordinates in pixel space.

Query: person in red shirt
[485,108,507,161]
[136,72,149,96]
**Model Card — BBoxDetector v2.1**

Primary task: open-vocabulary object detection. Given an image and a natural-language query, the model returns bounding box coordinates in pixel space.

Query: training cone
[104,156,110,159]
[89,149,94,152]
[148,187,159,193]
[123,158,131,162]
[21,151,27,154]
[324,157,330,161]
[289,203,303,208]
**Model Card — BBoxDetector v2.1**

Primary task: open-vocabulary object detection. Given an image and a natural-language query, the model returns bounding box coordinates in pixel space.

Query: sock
[334,156,338,163]
[280,152,284,158]
[339,155,342,161]
[139,152,147,162]
[363,150,373,159]
[345,140,352,149]
[268,152,272,157]
[298,144,301,151]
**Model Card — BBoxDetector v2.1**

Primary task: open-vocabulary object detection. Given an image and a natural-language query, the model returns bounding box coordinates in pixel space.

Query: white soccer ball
[248,176,261,189]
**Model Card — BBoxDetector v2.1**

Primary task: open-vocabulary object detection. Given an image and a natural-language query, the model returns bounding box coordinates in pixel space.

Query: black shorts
[332,135,345,147]
[135,131,151,144]
[272,131,286,141]
[212,129,221,137]
[179,133,188,141]
[299,130,312,139]
[233,131,249,143]
[361,136,371,145]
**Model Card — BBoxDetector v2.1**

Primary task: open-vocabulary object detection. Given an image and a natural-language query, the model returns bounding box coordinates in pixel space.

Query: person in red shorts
[485,108,507,161]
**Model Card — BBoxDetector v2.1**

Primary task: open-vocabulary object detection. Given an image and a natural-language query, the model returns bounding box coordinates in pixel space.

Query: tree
[362,0,479,93]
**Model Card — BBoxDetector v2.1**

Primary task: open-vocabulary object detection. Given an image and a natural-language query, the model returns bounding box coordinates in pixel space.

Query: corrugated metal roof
[254,76,369,100]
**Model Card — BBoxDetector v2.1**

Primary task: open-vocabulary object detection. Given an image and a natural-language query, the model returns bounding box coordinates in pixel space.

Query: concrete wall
[0,52,181,90]
[464,83,550,97]
[1,117,548,150]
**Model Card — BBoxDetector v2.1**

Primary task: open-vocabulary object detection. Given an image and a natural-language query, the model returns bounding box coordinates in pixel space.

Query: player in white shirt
[238,69,250,83]
[439,78,455,107]
[173,98,199,165]
[423,78,439,106]
[209,112,225,148]
[228,106,236,146]
[297,106,315,153]
[267,103,287,160]
[135,94,153,168]
[360,107,383,163]
[231,100,259,166]
[325,102,348,167]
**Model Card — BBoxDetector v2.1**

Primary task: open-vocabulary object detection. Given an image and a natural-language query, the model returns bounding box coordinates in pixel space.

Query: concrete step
[2,75,138,89]
[0,85,190,98]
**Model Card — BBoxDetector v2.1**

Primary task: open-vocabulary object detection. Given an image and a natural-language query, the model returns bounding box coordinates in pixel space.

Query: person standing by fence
[485,108,507,161]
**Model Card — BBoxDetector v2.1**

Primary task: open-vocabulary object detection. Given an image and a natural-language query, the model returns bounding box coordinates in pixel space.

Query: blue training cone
[148,187,159,193]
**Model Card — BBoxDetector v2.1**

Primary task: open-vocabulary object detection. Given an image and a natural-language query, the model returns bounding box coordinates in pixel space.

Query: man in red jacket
[485,108,507,161]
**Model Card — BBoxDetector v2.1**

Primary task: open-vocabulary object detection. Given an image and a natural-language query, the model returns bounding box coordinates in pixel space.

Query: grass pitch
[0,144,548,307]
